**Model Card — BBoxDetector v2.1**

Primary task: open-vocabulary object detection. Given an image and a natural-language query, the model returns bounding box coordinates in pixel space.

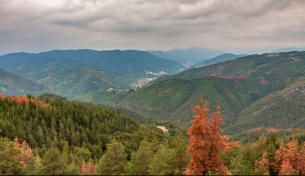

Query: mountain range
[270,47,305,53]
[80,51,305,135]
[191,53,248,69]
[0,49,185,98]
[148,47,223,67]
[39,49,184,74]
[2,48,305,137]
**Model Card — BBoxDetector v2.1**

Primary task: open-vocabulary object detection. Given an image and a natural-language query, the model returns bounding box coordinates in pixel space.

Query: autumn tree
[279,160,298,175]
[185,100,239,175]
[283,137,300,172]
[254,150,270,175]
[0,137,25,175]
[77,161,96,175]
[298,143,305,175]
[273,142,287,172]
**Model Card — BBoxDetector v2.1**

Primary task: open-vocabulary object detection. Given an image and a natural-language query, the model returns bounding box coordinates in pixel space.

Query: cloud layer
[1,0,305,54]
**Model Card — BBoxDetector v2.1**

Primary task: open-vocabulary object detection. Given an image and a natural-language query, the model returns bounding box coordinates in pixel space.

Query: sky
[1,0,305,55]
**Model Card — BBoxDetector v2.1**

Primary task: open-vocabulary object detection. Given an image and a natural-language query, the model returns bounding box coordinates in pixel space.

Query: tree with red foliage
[254,150,270,175]
[279,160,298,175]
[77,161,96,175]
[78,161,87,175]
[297,143,305,175]
[273,137,304,175]
[284,136,300,171]
[86,162,96,175]
[185,100,239,175]
[273,142,287,171]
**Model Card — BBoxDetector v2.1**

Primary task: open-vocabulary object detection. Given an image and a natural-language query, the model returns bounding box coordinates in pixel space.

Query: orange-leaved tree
[185,99,239,175]
[254,150,270,175]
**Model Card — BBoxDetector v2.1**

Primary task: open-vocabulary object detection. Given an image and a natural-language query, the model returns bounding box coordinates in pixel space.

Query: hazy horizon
[1,0,305,55]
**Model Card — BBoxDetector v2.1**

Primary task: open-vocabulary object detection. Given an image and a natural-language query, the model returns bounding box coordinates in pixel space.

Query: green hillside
[0,52,123,99]
[124,50,184,74]
[39,49,184,75]
[29,67,118,99]
[0,52,96,75]
[108,76,278,128]
[224,76,305,135]
[191,53,247,68]
[0,94,168,159]
[156,52,305,81]
[77,87,122,105]
[0,68,50,96]
[79,51,305,135]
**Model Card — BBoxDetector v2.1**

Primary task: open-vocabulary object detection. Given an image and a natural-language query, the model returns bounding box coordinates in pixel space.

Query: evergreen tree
[0,137,25,175]
[284,137,300,172]
[126,140,153,175]
[227,152,253,175]
[171,132,190,175]
[39,146,68,175]
[273,142,287,172]
[148,143,175,175]
[97,141,127,175]
[279,160,298,175]
[254,151,270,175]
[185,100,239,175]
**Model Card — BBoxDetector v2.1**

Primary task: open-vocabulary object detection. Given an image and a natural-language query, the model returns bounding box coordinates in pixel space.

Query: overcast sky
[1,0,305,55]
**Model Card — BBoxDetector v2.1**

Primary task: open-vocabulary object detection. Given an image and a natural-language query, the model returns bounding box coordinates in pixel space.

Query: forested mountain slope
[39,49,184,74]
[191,53,247,69]
[81,51,305,135]
[0,52,120,99]
[156,52,304,81]
[0,68,50,96]
[224,76,305,135]
[0,94,167,159]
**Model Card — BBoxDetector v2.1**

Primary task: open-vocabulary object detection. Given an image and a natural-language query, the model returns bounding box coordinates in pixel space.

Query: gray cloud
[0,0,305,55]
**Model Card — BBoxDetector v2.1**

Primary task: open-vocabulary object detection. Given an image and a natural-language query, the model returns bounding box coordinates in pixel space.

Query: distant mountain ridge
[148,47,223,67]
[0,49,185,98]
[191,53,248,69]
[271,47,305,53]
[39,49,184,74]
[0,52,118,99]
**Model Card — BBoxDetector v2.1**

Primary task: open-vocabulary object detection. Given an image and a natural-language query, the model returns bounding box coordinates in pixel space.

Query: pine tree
[171,132,190,175]
[126,140,153,175]
[254,150,270,175]
[279,160,298,175]
[78,161,88,175]
[185,100,239,175]
[227,152,253,175]
[298,143,305,175]
[86,162,96,175]
[273,142,287,172]
[39,146,68,175]
[0,137,25,175]
[284,136,300,171]
[148,143,175,175]
[97,141,127,175]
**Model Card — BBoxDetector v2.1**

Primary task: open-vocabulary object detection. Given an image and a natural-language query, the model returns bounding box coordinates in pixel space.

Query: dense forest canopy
[1,95,305,175]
